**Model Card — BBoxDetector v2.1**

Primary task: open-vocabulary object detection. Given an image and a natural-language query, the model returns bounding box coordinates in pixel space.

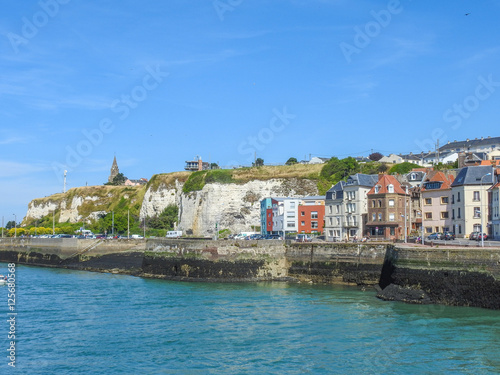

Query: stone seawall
[377,245,500,309]
[2,239,500,309]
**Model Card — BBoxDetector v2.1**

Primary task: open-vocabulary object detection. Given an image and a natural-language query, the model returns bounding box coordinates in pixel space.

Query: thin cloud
[0,160,51,178]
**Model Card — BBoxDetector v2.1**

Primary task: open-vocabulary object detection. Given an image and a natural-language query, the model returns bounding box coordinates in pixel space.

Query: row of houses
[381,136,500,167]
[260,164,500,241]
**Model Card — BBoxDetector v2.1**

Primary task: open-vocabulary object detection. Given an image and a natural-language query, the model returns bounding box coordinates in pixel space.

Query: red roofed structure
[366,174,410,240]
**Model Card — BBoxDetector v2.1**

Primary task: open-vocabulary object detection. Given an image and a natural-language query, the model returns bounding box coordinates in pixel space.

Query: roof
[451,166,495,186]
[439,136,500,152]
[326,181,345,193]
[480,160,500,166]
[301,195,326,201]
[367,174,408,195]
[489,181,500,190]
[345,173,379,187]
[421,171,454,191]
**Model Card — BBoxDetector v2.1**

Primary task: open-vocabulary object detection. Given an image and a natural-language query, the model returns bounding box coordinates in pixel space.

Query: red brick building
[297,196,325,234]
[366,174,409,240]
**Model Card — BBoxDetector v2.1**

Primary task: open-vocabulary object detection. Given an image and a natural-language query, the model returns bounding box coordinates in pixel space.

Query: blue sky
[1,0,500,221]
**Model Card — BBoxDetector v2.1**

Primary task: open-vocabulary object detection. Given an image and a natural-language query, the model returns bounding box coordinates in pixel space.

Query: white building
[450,165,495,238]
[490,182,500,240]
[272,198,300,236]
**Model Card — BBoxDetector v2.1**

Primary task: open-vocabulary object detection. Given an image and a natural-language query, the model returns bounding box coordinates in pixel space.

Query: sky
[1,0,500,221]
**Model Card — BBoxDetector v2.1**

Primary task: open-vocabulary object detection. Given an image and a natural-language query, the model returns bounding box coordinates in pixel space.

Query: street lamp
[481,172,492,248]
[13,214,17,238]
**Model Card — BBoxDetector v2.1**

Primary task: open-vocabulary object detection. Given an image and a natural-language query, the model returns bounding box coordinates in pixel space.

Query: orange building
[297,196,325,234]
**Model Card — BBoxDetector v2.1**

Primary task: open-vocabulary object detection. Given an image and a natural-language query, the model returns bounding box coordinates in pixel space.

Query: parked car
[443,231,455,240]
[296,234,312,243]
[476,233,488,241]
[427,233,442,240]
[469,232,480,240]
[263,234,282,240]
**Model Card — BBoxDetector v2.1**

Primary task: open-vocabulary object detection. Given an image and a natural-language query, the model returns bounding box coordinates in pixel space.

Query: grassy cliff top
[146,164,324,194]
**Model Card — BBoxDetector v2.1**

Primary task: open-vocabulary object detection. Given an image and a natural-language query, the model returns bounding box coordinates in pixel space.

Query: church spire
[108,156,120,183]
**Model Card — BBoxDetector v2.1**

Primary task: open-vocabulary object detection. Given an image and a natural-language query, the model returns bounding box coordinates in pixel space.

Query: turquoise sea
[1,263,500,374]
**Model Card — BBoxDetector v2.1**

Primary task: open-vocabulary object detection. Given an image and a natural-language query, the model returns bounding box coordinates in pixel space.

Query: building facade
[450,165,495,238]
[490,182,500,240]
[421,172,454,235]
[297,196,325,234]
[324,181,345,241]
[366,174,409,240]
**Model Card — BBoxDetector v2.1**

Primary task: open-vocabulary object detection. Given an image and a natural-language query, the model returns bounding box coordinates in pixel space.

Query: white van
[166,231,182,238]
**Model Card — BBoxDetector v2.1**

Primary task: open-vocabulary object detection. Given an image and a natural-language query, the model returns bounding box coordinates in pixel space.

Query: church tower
[108,156,119,183]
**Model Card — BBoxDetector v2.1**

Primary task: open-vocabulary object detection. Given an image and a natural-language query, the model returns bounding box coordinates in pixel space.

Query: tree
[388,162,421,175]
[148,205,179,230]
[253,158,264,167]
[378,163,388,173]
[111,173,126,186]
[5,220,16,230]
[210,163,219,170]
[368,152,383,161]
[320,157,359,182]
[285,157,298,165]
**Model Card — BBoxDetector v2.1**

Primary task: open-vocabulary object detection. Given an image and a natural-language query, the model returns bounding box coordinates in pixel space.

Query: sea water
[1,263,500,374]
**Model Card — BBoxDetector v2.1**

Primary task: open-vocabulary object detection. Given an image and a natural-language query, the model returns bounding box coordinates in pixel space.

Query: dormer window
[374,185,381,194]
[387,184,394,193]
[410,173,416,181]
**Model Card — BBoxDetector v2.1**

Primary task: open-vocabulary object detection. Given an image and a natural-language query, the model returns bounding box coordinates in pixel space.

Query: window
[458,224,462,234]
[329,230,333,237]
[311,211,318,219]
[301,211,305,216]
[301,221,305,226]
[390,227,395,236]
[425,198,432,205]
[441,212,449,219]
[389,199,395,207]
[474,207,480,218]
[387,184,394,193]
[389,213,395,221]
[473,224,481,232]
[441,197,449,204]
[378,200,382,208]
[290,202,296,209]
[451,195,454,204]
[457,192,461,202]
[329,218,333,225]
[372,200,376,208]
[328,206,332,214]
[458,207,461,219]
[374,185,381,193]
[336,218,340,226]
[425,212,432,219]
[378,213,383,221]
[473,191,480,201]
[372,213,376,221]
[425,227,432,234]
[287,222,295,228]
[311,221,318,229]
[336,205,340,214]
[452,209,455,220]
